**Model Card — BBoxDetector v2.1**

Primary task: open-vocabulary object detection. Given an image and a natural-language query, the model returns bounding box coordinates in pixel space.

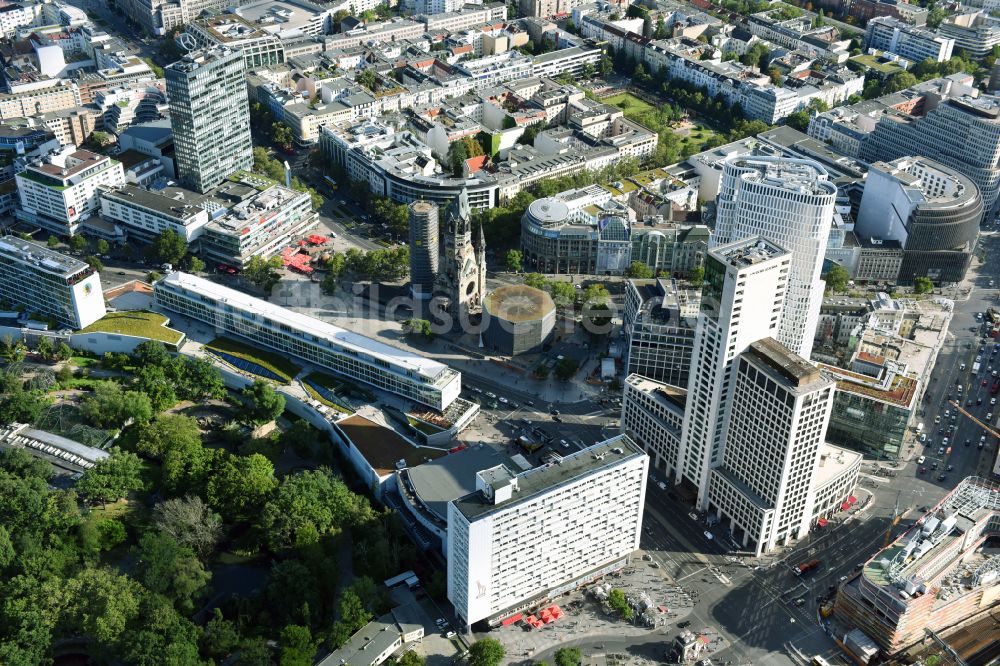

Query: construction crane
[948,400,1000,441]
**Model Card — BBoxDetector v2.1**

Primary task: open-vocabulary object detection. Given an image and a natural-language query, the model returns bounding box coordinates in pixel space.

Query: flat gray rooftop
[406,444,513,521]
[452,435,644,521]
[747,338,823,387]
[102,184,207,222]
[0,235,89,278]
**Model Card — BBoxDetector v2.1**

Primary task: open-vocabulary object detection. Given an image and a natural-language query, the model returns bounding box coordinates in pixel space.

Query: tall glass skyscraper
[165,47,253,194]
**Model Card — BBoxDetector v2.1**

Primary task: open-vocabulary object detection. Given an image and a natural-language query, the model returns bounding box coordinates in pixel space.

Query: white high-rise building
[677,237,791,510]
[713,156,836,359]
[707,338,835,556]
[165,47,252,194]
[447,435,648,628]
[0,235,106,329]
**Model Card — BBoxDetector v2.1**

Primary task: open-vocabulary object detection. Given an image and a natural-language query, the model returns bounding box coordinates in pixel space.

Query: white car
[703,531,714,540]
[657,481,668,491]
[498,396,509,405]
[917,456,926,464]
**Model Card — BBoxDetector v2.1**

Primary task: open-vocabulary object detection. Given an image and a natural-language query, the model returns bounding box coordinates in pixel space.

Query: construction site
[834,477,1000,661]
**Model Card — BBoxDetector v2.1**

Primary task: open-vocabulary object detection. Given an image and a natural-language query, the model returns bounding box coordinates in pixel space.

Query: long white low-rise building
[153,272,462,410]
[448,434,648,628]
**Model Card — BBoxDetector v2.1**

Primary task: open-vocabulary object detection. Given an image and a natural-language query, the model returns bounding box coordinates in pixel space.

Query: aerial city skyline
[0,0,998,664]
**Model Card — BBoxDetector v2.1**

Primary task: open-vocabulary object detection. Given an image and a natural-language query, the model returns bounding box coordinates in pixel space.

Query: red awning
[500,613,522,626]
[841,502,850,511]
[817,518,828,527]
[658,605,669,613]
[848,495,857,504]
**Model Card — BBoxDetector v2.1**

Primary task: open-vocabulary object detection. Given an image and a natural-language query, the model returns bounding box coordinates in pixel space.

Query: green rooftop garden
[850,54,906,74]
[204,336,301,383]
[79,311,184,345]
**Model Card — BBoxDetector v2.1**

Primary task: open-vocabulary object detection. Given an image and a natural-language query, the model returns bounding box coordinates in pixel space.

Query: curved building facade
[520,197,600,274]
[860,95,1000,214]
[713,156,837,359]
[520,194,701,276]
[856,156,982,284]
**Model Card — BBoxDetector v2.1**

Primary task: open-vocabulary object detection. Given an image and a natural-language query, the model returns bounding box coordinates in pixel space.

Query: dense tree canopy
[80,381,153,428]
[241,380,286,424]
[260,468,374,550]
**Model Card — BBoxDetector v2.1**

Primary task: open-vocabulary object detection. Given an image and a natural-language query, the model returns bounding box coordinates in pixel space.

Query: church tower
[436,188,486,320]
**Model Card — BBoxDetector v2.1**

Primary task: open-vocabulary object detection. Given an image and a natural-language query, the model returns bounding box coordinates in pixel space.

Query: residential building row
[252,40,605,146]
[863,16,954,64]
[317,84,658,210]
[579,14,864,124]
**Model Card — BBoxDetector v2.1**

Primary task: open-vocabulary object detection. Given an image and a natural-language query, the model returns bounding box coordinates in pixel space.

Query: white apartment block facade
[677,238,791,510]
[621,373,686,479]
[15,147,125,235]
[447,435,647,628]
[864,17,954,63]
[707,338,835,556]
[531,45,603,80]
[154,272,462,410]
[0,235,106,329]
[712,156,836,360]
[0,1,43,38]
[422,4,508,33]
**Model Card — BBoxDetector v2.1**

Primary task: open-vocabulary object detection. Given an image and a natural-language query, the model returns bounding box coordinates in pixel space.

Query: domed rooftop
[527,198,570,226]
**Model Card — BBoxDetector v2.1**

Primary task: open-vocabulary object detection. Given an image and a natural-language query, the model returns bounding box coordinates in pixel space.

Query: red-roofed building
[464,155,488,177]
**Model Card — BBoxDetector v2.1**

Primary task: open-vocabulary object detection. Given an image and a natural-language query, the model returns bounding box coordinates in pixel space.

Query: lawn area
[849,54,905,76]
[603,92,656,118]
[70,355,99,368]
[205,336,302,383]
[678,126,721,155]
[79,311,184,346]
